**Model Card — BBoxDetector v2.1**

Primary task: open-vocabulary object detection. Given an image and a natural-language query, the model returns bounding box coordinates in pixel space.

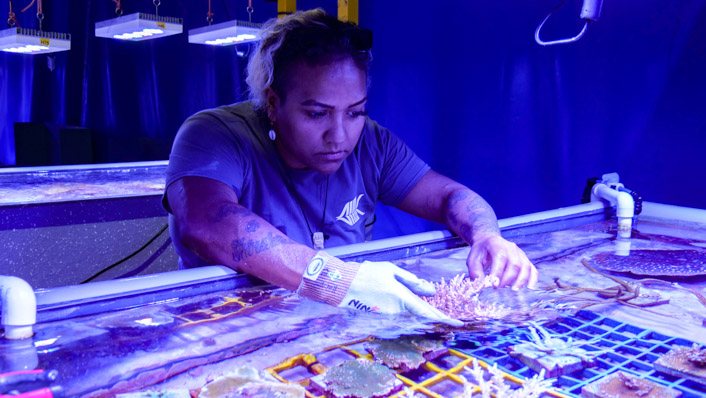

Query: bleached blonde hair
[246,9,372,110]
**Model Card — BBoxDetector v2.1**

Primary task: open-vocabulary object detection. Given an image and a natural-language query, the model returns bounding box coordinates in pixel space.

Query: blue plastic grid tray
[453,310,706,397]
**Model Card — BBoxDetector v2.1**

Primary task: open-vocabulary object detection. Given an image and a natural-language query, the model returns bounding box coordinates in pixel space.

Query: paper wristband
[297,251,360,306]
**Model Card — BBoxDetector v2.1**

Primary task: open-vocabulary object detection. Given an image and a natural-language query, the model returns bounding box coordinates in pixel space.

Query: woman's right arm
[167,175,317,290]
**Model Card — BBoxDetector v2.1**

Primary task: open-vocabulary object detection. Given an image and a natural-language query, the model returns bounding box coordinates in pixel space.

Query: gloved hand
[297,252,463,327]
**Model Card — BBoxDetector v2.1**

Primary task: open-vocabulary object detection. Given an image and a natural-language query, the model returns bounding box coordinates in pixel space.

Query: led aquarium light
[188,20,261,46]
[0,27,71,54]
[95,12,182,41]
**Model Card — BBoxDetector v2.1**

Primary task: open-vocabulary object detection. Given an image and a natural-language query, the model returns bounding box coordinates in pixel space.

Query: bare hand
[466,234,538,289]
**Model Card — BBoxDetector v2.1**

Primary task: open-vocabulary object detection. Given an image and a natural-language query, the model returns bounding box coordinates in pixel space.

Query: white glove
[297,252,463,327]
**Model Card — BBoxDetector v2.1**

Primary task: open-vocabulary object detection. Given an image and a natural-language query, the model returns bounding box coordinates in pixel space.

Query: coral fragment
[581,371,681,398]
[422,275,512,321]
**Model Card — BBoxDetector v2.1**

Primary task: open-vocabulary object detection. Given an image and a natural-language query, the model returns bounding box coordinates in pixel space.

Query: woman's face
[268,56,368,175]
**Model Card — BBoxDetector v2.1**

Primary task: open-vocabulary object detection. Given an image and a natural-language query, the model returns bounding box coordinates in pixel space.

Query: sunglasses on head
[291,26,373,52]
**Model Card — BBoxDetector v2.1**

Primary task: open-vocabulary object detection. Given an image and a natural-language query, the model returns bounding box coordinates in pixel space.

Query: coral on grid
[421,274,513,320]
[685,344,706,366]
[460,358,554,398]
[399,358,553,398]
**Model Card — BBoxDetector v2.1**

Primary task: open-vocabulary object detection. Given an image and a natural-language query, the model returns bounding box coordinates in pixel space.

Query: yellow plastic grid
[266,337,573,398]
[169,294,284,326]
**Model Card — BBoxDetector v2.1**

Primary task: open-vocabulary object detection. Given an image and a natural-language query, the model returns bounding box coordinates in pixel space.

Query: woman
[164,9,537,325]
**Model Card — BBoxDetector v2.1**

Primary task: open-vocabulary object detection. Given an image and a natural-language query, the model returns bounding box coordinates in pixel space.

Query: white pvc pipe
[327,202,606,257]
[641,201,706,224]
[36,202,612,307]
[593,183,635,238]
[0,276,37,339]
[593,184,634,218]
[36,265,235,307]
[497,201,605,229]
[326,230,453,257]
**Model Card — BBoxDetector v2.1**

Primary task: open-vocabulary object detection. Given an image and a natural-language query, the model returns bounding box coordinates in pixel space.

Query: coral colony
[654,344,706,385]
[422,274,513,320]
[367,336,446,372]
[310,358,403,398]
[197,367,305,397]
[507,324,601,378]
[581,371,682,398]
[459,358,553,398]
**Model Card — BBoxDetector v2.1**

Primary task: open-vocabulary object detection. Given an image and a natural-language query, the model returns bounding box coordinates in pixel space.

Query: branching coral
[685,344,706,367]
[507,323,602,377]
[459,358,554,398]
[422,274,513,320]
[520,324,601,363]
[398,358,553,398]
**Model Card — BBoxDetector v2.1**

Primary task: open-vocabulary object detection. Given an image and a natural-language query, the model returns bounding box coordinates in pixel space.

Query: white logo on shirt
[336,194,365,226]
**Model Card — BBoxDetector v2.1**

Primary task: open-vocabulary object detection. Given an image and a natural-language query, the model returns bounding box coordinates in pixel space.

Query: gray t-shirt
[163,101,430,268]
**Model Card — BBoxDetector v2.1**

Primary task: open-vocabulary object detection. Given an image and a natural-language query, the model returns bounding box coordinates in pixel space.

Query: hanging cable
[207,0,214,24]
[154,0,160,17]
[20,0,43,30]
[8,0,21,27]
[19,0,34,13]
[35,0,42,30]
[247,0,253,22]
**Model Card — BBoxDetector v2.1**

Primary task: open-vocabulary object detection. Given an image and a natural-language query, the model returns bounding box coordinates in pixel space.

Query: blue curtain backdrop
[2,0,705,238]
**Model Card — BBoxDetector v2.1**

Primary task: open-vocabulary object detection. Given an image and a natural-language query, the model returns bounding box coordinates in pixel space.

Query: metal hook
[36,12,44,31]
[535,0,600,46]
[153,0,161,16]
[207,16,213,25]
[535,18,589,46]
[246,6,253,22]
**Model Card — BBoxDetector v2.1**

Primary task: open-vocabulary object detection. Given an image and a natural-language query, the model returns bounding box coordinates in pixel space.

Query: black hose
[80,224,169,284]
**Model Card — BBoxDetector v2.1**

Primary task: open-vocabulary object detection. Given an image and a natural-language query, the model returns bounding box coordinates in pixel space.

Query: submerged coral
[398,358,553,398]
[508,324,601,377]
[367,336,445,372]
[593,250,706,276]
[313,358,401,398]
[685,344,706,367]
[198,366,305,398]
[581,371,682,398]
[422,274,513,320]
[521,324,600,362]
[654,344,706,385]
[460,358,553,398]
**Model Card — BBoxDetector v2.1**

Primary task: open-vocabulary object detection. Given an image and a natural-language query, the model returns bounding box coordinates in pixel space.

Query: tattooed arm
[167,176,317,290]
[166,176,461,324]
[397,170,538,289]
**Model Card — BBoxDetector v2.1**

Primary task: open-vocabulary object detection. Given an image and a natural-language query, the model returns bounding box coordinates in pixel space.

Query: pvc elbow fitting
[593,184,635,217]
[0,276,37,339]
[593,184,635,239]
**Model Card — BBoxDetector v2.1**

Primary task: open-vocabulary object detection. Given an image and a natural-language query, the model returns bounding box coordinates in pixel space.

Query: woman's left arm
[397,170,538,289]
